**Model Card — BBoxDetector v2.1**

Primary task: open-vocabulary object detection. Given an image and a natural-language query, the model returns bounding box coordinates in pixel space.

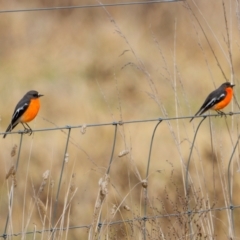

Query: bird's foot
[23,128,32,135]
[21,123,32,136]
[217,110,226,118]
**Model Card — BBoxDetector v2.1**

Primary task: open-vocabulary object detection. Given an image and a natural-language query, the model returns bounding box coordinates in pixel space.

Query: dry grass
[0,0,240,239]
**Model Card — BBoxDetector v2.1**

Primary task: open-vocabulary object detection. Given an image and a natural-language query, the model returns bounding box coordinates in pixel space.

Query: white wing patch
[217,93,225,101]
[204,97,217,109]
[12,103,29,121]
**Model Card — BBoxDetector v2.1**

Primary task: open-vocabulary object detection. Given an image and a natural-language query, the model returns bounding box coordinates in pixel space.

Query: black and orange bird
[190,82,235,122]
[3,90,43,138]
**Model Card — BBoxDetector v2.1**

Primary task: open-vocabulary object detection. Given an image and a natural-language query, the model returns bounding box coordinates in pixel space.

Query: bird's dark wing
[194,87,226,116]
[3,92,34,138]
[198,90,226,115]
[5,98,30,132]
[11,101,29,124]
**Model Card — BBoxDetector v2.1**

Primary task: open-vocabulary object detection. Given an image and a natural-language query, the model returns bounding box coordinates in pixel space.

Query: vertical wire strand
[186,116,206,239]
[144,119,162,240]
[3,133,24,239]
[227,135,240,238]
[106,123,118,174]
[97,123,118,240]
[51,127,71,237]
[15,133,24,170]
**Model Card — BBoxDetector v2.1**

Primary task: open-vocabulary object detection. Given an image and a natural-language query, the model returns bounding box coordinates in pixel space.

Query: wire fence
[0,0,237,238]
[1,111,240,239]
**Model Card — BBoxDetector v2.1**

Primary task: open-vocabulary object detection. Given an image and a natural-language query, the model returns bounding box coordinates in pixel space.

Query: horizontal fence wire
[1,111,240,239]
[1,111,239,137]
[0,0,183,14]
[2,205,240,238]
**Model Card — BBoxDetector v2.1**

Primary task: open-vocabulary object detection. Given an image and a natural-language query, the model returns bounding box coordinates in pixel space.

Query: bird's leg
[20,123,28,133]
[216,110,226,118]
[21,123,32,135]
[25,123,33,135]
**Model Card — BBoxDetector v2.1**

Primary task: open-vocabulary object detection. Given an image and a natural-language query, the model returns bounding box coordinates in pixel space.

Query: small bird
[3,90,44,138]
[190,82,235,122]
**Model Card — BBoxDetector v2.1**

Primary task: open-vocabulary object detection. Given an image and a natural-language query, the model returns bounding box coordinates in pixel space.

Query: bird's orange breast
[20,98,41,123]
[212,87,233,110]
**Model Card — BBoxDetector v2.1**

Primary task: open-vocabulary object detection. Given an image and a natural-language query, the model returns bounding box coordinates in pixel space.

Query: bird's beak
[231,84,235,88]
[38,94,44,97]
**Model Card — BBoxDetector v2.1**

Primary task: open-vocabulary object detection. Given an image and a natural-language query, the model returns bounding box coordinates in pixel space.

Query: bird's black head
[222,82,235,88]
[27,90,44,98]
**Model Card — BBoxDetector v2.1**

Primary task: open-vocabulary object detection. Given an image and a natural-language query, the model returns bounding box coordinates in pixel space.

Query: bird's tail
[190,108,206,122]
[3,122,18,138]
[189,115,197,122]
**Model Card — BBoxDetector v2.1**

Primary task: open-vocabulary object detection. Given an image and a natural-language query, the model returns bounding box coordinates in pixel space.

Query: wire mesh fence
[1,112,240,239]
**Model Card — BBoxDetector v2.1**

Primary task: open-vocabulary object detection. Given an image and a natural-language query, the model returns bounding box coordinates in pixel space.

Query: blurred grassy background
[0,0,240,239]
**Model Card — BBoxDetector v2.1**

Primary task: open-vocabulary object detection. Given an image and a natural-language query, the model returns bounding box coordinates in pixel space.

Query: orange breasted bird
[3,90,43,138]
[190,82,235,122]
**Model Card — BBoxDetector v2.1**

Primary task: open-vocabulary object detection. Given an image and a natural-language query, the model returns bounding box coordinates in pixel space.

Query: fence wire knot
[118,120,124,125]
[98,222,102,230]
